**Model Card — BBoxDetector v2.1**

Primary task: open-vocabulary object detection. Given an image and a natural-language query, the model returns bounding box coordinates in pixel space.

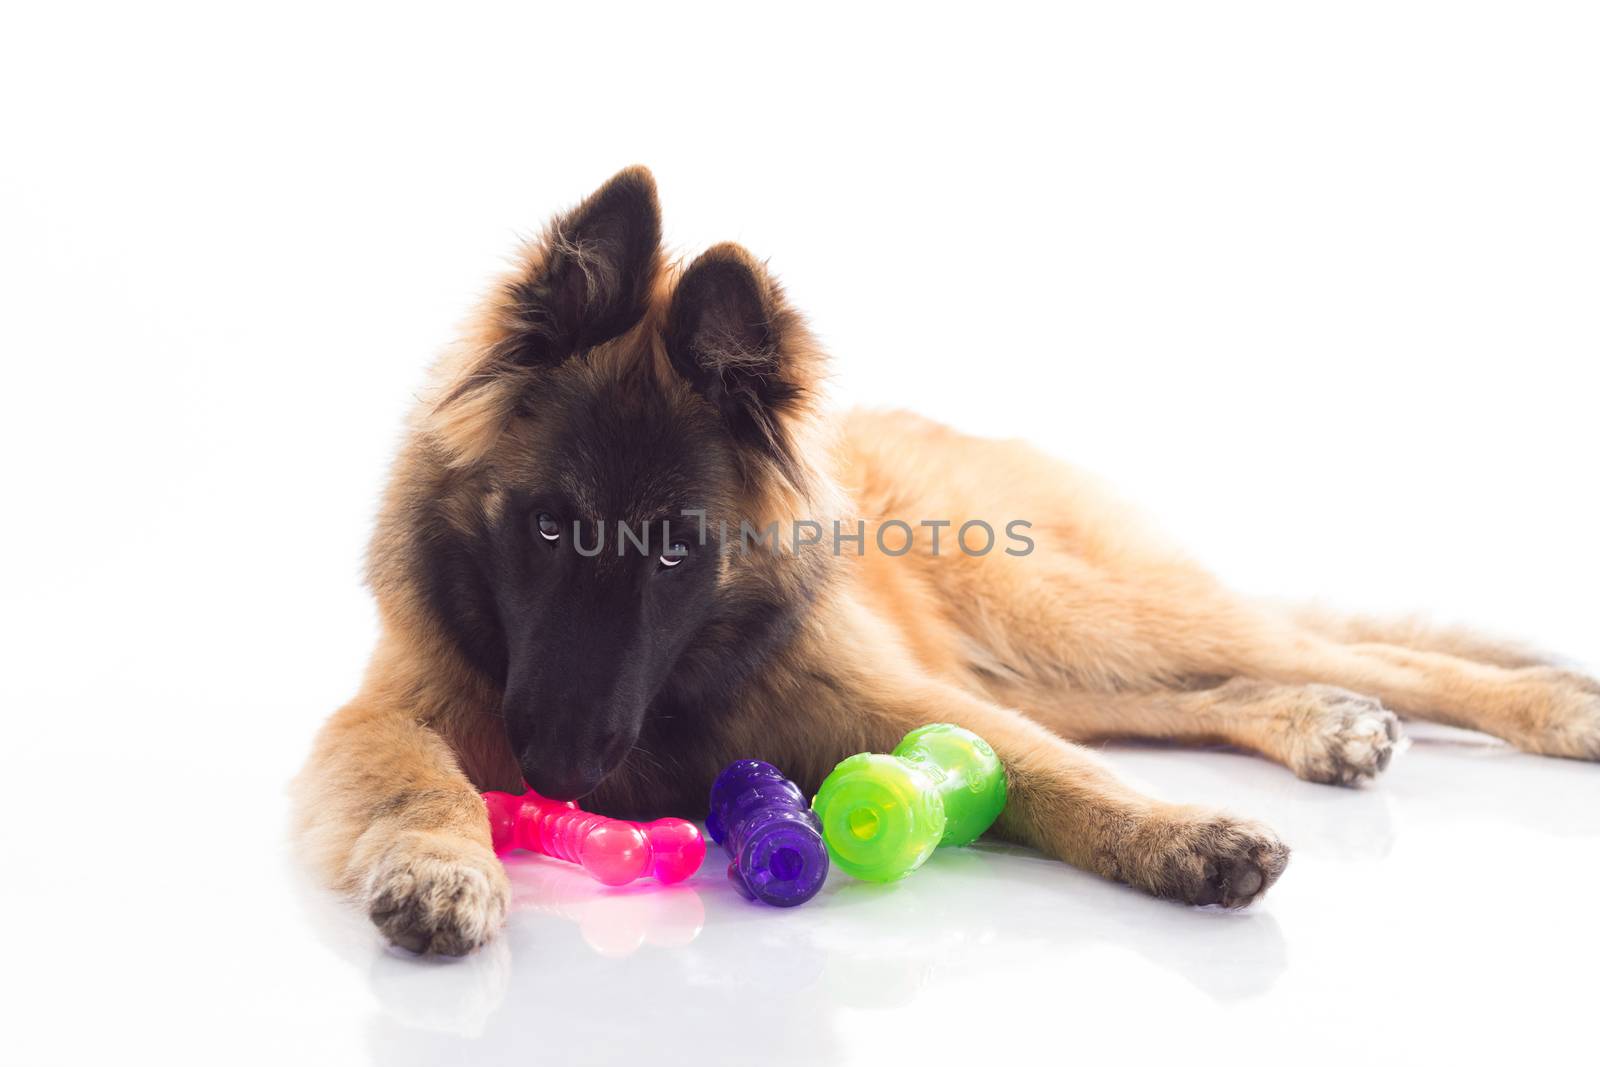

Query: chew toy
[482,789,705,886]
[707,759,830,907]
[811,723,1006,882]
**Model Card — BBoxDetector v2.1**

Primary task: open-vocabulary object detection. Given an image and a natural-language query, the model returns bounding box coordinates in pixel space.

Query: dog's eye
[659,540,690,568]
[535,512,561,542]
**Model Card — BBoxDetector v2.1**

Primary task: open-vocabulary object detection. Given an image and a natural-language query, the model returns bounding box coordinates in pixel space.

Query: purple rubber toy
[707,759,829,907]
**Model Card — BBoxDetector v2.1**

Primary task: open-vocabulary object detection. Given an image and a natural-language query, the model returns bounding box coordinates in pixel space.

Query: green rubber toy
[811,723,1007,882]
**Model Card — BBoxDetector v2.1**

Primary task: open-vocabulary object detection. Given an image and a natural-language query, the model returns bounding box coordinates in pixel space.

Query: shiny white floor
[94,724,1588,1066]
[6,7,1600,1062]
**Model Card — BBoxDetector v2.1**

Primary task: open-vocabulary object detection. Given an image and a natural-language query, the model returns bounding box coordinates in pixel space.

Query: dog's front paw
[1286,687,1403,785]
[1117,809,1290,909]
[362,831,510,956]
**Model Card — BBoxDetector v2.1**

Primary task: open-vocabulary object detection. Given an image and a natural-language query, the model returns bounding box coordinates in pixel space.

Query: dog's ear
[502,166,662,367]
[665,243,810,458]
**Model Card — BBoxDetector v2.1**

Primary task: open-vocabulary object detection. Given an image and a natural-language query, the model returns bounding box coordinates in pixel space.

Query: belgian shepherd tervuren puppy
[293,167,1600,955]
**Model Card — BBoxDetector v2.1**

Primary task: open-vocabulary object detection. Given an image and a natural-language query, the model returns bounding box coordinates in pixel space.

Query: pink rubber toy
[482,789,706,886]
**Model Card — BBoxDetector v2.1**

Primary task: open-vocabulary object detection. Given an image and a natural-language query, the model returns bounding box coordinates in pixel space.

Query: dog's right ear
[425,168,662,466]
[499,166,663,368]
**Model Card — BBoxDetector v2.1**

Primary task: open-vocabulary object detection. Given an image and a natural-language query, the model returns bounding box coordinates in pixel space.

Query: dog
[292,166,1600,955]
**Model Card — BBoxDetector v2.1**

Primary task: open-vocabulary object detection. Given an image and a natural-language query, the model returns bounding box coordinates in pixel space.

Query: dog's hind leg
[883,548,1404,783]
[981,589,1599,764]
[1276,604,1554,670]
[1244,639,1600,761]
[923,548,1596,764]
[1009,681,1403,786]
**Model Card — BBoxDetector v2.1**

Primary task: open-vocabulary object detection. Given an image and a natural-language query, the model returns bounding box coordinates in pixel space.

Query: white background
[2,3,1596,1065]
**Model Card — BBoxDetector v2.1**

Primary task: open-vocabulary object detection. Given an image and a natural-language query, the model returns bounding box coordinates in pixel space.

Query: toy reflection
[503,853,705,957]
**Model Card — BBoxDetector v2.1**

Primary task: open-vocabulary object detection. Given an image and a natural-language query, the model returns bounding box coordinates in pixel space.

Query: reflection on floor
[294,723,1599,1065]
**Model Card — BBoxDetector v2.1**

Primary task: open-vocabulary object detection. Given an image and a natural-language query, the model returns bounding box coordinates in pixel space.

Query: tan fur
[292,169,1600,954]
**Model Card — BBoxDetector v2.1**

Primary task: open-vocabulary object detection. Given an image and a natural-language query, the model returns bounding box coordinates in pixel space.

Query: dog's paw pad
[1129,812,1290,909]
[363,836,509,956]
[1291,688,1404,786]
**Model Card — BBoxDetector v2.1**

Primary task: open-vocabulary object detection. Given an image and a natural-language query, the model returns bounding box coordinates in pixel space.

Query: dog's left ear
[665,243,810,458]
